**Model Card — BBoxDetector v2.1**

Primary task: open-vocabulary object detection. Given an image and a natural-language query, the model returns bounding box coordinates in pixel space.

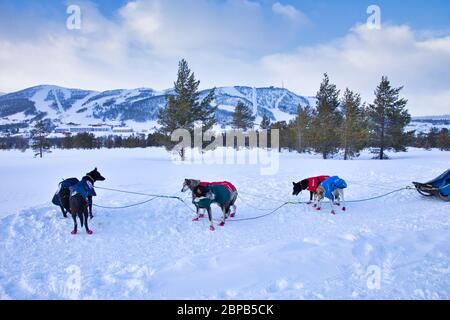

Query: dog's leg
[199,208,205,219]
[309,191,313,204]
[60,206,68,218]
[314,193,321,211]
[329,197,336,215]
[219,205,228,227]
[341,190,346,211]
[207,208,215,231]
[192,207,202,222]
[83,204,92,235]
[71,213,77,234]
[333,190,341,206]
[88,196,93,219]
[230,193,237,218]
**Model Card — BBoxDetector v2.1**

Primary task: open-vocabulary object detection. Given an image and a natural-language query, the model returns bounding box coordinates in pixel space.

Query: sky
[0,0,449,116]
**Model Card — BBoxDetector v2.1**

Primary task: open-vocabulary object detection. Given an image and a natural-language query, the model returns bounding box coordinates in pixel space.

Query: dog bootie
[209,225,215,231]
[198,214,205,218]
[230,213,235,218]
[87,230,93,235]
[342,207,346,211]
[218,221,225,227]
[331,210,336,215]
[192,217,199,222]
[71,230,77,235]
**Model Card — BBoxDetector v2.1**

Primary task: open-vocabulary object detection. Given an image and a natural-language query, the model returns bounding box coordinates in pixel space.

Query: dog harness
[320,176,347,200]
[307,176,330,193]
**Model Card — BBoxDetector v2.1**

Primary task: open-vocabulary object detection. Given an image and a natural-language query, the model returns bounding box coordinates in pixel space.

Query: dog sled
[413,169,450,201]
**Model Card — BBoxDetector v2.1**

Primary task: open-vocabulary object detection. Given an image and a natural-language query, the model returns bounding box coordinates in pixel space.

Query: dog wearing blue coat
[314,176,347,215]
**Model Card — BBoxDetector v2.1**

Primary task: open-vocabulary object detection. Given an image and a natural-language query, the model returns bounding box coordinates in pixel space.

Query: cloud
[0,1,449,116]
[272,2,304,22]
[261,24,450,116]
[0,0,304,92]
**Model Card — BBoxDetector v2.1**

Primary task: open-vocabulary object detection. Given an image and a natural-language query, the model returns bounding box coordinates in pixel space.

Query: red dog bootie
[218,221,225,227]
[209,225,215,231]
[230,213,235,218]
[198,214,205,218]
[316,207,321,211]
[87,230,93,235]
[331,210,336,215]
[192,217,199,222]
[71,230,77,235]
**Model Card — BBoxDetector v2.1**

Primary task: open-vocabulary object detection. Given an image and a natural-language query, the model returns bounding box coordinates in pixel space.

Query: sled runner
[413,169,450,201]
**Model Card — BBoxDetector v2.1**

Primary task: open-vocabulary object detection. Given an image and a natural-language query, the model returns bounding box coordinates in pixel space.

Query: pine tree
[368,76,411,160]
[437,128,450,151]
[310,73,342,159]
[158,59,216,160]
[260,114,271,129]
[340,88,369,160]
[290,105,313,153]
[30,120,51,158]
[231,101,255,130]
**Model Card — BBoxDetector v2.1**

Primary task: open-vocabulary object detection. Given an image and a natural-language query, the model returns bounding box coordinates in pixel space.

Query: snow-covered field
[0,147,449,299]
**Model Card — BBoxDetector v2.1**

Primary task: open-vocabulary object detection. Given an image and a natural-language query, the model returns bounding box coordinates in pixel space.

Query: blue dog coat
[320,176,347,200]
[52,178,79,206]
[70,179,97,204]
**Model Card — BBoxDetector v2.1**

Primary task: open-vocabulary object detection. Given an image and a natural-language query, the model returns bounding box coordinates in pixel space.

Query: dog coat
[52,178,80,206]
[193,182,236,209]
[320,176,347,200]
[307,176,330,193]
[199,181,237,192]
[70,179,97,204]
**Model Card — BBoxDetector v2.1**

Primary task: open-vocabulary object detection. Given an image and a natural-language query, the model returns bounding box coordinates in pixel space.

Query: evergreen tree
[30,120,51,158]
[158,59,216,160]
[260,114,271,129]
[437,128,450,151]
[271,121,293,152]
[368,76,411,160]
[310,73,342,159]
[340,88,369,160]
[290,105,313,153]
[232,101,256,130]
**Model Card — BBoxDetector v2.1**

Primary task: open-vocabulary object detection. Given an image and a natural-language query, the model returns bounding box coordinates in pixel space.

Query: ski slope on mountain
[0,148,449,299]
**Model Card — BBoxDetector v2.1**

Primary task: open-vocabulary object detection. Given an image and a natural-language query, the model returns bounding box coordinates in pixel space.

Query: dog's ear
[292,182,296,186]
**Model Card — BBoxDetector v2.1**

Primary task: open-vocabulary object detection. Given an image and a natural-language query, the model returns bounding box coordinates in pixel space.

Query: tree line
[1,60,449,157]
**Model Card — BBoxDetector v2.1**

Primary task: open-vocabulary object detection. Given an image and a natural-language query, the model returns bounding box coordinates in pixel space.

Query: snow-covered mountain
[0,85,315,133]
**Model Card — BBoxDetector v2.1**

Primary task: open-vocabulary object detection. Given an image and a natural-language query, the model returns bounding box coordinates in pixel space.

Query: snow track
[0,148,449,299]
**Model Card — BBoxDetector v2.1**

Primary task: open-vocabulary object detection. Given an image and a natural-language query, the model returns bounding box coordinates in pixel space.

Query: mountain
[0,85,315,133]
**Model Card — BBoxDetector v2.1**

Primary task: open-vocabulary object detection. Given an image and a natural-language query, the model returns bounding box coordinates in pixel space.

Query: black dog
[53,168,105,220]
[292,176,330,202]
[69,168,105,235]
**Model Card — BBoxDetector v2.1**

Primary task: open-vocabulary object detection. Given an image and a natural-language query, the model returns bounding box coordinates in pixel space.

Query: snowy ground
[0,147,449,299]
